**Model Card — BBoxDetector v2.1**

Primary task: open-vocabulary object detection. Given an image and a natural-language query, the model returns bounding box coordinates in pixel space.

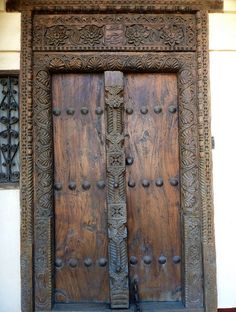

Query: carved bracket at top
[33,14,196,51]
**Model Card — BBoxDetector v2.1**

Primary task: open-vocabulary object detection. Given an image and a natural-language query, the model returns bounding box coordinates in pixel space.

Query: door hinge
[211,136,215,149]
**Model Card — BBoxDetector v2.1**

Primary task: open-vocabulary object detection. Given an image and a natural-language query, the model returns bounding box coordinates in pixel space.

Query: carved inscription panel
[33,14,196,51]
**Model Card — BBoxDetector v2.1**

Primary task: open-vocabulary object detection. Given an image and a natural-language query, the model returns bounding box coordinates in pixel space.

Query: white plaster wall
[0,4,21,312]
[0,0,236,310]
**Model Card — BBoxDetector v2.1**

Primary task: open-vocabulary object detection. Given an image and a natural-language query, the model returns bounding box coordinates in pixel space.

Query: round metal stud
[158,255,167,265]
[113,182,119,189]
[140,107,148,114]
[55,258,63,268]
[142,179,150,187]
[173,256,181,264]
[168,106,177,113]
[84,258,92,267]
[98,258,107,267]
[154,106,162,114]
[81,107,89,115]
[69,258,78,268]
[54,182,62,191]
[169,178,179,186]
[95,107,103,115]
[53,108,61,116]
[155,178,163,187]
[126,107,133,115]
[128,180,135,188]
[126,156,134,165]
[143,255,152,265]
[66,108,75,115]
[130,256,138,265]
[97,180,106,189]
[69,181,76,190]
[82,180,91,190]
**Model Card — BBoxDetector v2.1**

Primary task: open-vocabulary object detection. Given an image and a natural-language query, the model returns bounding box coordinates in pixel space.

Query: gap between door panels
[53,302,204,312]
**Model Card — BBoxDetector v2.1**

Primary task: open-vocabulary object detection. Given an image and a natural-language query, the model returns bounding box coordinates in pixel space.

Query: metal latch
[132,276,142,312]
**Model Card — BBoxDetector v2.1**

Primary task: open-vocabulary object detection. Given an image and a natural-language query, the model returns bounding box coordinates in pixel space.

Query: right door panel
[124,73,182,302]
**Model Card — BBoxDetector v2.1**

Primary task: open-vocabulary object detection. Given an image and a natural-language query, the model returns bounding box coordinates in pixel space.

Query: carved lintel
[33,14,197,52]
[105,71,129,309]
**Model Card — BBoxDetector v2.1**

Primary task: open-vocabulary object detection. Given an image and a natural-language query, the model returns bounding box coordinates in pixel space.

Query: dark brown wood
[15,0,221,311]
[125,73,181,302]
[52,73,109,303]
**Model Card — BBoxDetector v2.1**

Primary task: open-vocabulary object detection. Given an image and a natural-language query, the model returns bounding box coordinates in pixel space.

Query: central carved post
[105,71,129,309]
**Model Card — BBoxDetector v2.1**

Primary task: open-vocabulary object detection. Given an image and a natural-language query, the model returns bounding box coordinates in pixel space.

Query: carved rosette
[105,72,129,309]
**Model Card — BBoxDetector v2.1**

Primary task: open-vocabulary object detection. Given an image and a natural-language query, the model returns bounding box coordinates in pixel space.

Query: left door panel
[52,73,109,303]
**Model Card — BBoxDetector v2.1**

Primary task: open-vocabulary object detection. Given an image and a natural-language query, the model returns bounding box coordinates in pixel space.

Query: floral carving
[160,24,185,48]
[71,25,104,45]
[125,24,151,45]
[45,25,70,46]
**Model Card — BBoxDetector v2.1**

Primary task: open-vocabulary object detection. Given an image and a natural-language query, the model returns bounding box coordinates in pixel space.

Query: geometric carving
[105,72,129,308]
[33,14,197,51]
[31,52,204,311]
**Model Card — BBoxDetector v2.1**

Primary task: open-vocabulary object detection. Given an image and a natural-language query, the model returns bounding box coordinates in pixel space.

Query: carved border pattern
[33,14,196,52]
[20,10,34,312]
[105,73,129,308]
[32,52,203,310]
[9,0,223,13]
[196,10,217,311]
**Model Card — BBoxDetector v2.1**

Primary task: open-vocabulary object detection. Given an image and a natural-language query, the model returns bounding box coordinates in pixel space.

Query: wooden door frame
[8,1,223,311]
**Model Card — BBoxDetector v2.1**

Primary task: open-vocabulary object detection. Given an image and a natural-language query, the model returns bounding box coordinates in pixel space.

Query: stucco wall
[0,0,236,310]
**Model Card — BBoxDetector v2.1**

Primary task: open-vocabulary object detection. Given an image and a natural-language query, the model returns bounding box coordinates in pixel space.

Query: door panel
[52,73,109,303]
[52,71,181,306]
[124,73,181,302]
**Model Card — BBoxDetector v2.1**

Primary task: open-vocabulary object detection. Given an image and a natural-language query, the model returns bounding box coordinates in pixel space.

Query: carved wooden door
[52,70,181,309]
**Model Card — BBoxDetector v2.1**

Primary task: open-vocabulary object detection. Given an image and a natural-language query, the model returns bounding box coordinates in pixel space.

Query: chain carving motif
[33,14,196,51]
[105,73,129,308]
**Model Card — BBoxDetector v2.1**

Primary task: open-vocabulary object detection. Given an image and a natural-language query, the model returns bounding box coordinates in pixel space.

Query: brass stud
[140,107,148,114]
[126,156,134,165]
[53,108,61,116]
[98,258,107,267]
[82,180,91,190]
[155,178,163,187]
[154,106,162,114]
[158,255,167,265]
[69,181,76,190]
[126,107,133,115]
[95,107,103,115]
[170,178,179,186]
[173,256,181,264]
[84,258,92,267]
[143,255,152,265]
[113,182,119,189]
[66,108,75,115]
[81,107,89,115]
[55,258,63,268]
[54,183,62,191]
[128,180,135,188]
[97,180,106,189]
[69,258,78,268]
[168,106,177,113]
[130,256,138,265]
[142,179,150,187]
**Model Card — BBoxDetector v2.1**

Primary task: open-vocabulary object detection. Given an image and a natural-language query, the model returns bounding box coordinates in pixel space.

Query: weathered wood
[52,73,109,303]
[125,73,181,302]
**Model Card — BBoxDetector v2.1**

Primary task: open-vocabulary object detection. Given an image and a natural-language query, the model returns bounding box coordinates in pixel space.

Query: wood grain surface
[52,73,109,303]
[124,73,181,302]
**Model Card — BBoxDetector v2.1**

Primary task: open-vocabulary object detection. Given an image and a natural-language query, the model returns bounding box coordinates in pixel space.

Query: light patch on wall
[224,0,236,11]
[0,13,21,51]
[210,51,236,308]
[209,13,236,51]
[0,0,5,11]
[0,52,20,69]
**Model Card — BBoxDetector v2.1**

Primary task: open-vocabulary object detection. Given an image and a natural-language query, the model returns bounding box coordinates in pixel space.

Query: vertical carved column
[197,10,217,311]
[20,10,34,312]
[105,71,129,309]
